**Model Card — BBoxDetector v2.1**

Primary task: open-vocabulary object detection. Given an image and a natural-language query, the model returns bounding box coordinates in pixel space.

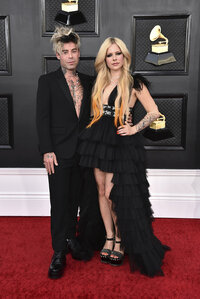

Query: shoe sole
[48,270,65,279]
[101,259,110,264]
[48,263,66,279]
[109,259,124,266]
[109,262,123,266]
[100,253,111,264]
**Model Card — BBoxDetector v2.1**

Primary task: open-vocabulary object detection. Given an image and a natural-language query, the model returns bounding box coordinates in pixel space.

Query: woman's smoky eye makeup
[106,51,122,58]
[106,53,112,58]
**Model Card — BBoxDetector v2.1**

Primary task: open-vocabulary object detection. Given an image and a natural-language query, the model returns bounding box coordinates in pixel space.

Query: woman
[78,37,170,277]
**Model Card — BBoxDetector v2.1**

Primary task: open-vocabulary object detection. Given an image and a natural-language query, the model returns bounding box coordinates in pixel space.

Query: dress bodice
[102,86,117,117]
[107,85,118,106]
[102,74,149,109]
[102,85,132,117]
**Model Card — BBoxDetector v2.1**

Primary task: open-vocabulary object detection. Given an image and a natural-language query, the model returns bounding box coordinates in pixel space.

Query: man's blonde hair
[51,26,80,54]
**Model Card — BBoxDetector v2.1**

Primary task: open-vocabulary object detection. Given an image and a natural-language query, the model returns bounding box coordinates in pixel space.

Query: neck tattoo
[61,67,67,75]
[61,67,77,77]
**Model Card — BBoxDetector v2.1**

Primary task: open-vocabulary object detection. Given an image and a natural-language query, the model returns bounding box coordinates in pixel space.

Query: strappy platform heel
[109,240,124,266]
[100,237,115,264]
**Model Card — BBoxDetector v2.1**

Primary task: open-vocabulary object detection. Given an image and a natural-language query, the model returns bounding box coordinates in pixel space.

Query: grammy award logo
[55,0,86,26]
[61,0,79,13]
[145,25,176,66]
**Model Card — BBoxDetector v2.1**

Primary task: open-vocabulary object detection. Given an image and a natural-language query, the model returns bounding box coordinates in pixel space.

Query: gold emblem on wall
[55,0,86,26]
[62,0,79,13]
[145,25,176,65]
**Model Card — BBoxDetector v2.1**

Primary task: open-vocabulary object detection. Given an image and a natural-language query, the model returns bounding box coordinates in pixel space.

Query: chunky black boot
[48,251,66,279]
[66,238,90,261]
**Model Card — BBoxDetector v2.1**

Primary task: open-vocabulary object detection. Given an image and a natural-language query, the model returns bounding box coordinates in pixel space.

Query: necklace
[66,72,78,80]
[66,73,83,117]
[66,73,80,91]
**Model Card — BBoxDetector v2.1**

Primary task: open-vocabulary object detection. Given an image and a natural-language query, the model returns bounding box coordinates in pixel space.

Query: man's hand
[43,152,58,175]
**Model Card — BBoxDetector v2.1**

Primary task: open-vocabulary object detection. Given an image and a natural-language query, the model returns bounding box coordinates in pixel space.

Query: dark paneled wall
[0,0,200,168]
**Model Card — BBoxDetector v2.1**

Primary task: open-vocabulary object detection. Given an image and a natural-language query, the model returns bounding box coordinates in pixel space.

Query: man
[36,27,104,279]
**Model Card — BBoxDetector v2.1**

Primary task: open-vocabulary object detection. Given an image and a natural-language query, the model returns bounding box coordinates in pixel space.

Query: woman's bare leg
[94,168,114,253]
[105,173,124,257]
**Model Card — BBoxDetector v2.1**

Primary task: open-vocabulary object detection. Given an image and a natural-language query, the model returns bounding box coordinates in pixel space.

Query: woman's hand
[127,113,133,126]
[117,121,137,136]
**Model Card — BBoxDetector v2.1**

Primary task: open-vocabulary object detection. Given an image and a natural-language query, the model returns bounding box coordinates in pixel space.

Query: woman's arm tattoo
[135,112,160,133]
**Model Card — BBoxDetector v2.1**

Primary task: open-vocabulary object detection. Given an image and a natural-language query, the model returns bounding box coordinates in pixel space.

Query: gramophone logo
[145,25,176,66]
[55,0,86,26]
[61,0,78,12]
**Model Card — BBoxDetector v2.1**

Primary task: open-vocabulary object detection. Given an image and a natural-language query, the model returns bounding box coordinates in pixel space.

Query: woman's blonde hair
[51,26,80,54]
[88,37,133,128]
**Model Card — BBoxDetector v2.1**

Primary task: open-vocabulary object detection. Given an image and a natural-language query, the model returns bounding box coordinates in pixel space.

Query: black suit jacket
[36,67,94,158]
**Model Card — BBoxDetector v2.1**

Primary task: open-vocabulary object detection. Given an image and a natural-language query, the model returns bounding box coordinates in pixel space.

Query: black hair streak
[59,34,78,44]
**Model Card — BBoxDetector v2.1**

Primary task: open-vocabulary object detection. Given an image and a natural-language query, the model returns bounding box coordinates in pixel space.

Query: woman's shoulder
[131,73,150,91]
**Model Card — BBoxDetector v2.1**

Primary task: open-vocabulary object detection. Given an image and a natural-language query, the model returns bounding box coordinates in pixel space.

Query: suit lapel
[56,68,77,116]
[78,72,90,120]
[56,68,91,121]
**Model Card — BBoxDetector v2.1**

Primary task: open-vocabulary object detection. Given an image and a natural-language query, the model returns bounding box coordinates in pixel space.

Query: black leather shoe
[66,238,89,261]
[48,251,66,279]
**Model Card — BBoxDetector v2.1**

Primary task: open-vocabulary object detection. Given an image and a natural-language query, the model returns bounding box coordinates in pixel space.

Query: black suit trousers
[48,158,81,251]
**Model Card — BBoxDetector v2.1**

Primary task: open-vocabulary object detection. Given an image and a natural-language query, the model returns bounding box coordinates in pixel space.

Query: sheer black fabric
[77,167,105,259]
[78,75,170,276]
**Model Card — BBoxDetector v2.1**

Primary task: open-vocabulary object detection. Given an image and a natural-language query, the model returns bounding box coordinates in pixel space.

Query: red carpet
[0,217,199,298]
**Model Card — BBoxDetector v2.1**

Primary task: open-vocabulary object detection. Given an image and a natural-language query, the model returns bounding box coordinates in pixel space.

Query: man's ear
[56,52,60,60]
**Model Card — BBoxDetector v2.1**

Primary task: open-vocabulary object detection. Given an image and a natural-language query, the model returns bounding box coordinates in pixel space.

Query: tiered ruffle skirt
[78,115,170,276]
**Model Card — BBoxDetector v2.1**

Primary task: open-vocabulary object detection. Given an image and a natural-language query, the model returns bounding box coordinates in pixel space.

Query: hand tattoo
[135,112,160,133]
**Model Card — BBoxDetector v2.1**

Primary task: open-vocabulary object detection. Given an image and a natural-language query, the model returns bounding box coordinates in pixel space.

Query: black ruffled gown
[78,77,170,277]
